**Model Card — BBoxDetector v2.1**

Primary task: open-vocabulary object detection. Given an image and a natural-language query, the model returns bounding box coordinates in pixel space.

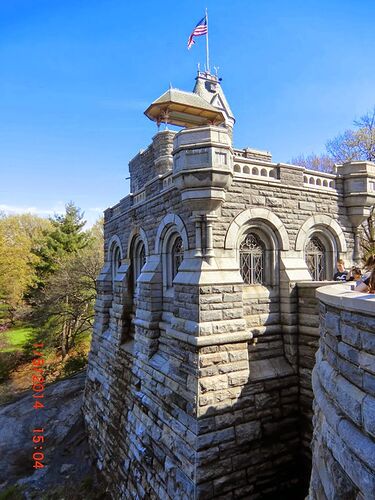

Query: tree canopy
[291,106,375,172]
[0,214,51,321]
[32,202,90,289]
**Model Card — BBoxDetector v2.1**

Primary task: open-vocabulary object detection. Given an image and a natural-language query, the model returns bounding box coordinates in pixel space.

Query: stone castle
[83,71,375,499]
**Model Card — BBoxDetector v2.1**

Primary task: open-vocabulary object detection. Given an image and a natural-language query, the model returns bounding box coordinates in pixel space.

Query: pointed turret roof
[193,71,235,128]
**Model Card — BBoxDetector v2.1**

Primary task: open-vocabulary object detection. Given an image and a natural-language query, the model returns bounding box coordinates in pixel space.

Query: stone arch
[234,164,241,173]
[127,227,149,258]
[295,215,347,253]
[225,208,290,251]
[107,234,124,261]
[155,214,189,255]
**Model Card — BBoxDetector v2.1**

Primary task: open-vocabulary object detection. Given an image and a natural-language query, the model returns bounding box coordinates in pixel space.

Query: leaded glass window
[240,233,264,284]
[305,237,326,281]
[172,237,184,280]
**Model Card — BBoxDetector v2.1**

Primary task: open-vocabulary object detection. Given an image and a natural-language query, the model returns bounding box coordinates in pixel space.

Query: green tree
[32,202,90,291]
[0,214,51,323]
[33,216,103,359]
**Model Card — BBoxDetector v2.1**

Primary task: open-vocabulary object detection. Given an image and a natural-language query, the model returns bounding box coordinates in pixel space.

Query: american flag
[187,16,208,49]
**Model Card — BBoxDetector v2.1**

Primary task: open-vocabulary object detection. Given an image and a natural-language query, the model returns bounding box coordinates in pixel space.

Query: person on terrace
[355,255,375,293]
[333,259,348,282]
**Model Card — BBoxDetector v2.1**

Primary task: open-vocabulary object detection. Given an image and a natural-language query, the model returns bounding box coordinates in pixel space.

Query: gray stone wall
[83,124,369,499]
[218,177,353,254]
[297,282,332,459]
[309,285,375,499]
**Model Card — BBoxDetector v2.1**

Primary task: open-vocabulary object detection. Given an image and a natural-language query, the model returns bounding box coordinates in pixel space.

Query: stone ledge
[316,284,375,315]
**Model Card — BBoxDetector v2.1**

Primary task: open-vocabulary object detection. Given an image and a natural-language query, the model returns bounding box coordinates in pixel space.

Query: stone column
[353,226,362,262]
[204,214,216,262]
[191,213,203,257]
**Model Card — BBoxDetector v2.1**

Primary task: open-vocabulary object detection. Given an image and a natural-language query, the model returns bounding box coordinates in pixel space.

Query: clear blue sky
[1,0,374,226]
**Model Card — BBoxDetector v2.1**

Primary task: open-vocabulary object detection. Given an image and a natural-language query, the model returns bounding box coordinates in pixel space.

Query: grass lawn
[0,326,34,353]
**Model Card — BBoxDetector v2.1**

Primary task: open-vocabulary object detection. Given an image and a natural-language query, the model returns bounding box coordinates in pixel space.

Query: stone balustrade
[162,174,173,190]
[133,190,146,205]
[303,170,336,190]
[233,161,279,180]
[309,284,375,499]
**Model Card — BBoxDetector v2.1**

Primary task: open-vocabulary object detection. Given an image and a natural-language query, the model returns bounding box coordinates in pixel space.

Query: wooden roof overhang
[144,89,225,128]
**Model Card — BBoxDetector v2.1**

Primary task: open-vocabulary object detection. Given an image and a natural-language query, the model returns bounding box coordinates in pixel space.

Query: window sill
[120,338,135,355]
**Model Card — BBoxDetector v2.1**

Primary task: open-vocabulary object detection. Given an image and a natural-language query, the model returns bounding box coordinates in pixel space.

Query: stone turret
[173,125,233,211]
[152,130,175,176]
[339,161,375,260]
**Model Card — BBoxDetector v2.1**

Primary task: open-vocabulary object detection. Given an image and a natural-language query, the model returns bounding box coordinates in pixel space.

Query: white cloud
[0,203,64,216]
[0,204,104,228]
[88,207,104,213]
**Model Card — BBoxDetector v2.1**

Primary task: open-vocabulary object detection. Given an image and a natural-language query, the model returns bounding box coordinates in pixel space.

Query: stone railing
[133,190,146,205]
[162,173,173,190]
[303,170,336,190]
[232,160,279,180]
[309,284,375,499]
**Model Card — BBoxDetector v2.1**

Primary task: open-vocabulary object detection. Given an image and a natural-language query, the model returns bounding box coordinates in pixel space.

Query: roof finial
[169,82,173,90]
[214,65,220,77]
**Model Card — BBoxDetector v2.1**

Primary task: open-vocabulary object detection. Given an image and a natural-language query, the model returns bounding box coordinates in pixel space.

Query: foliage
[291,106,375,172]
[0,214,51,323]
[0,351,24,382]
[0,485,24,500]
[361,205,375,260]
[290,153,335,173]
[32,212,103,359]
[327,108,375,163]
[62,352,88,377]
[32,202,90,292]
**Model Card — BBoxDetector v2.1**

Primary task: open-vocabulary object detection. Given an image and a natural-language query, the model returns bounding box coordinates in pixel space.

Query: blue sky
[1,0,374,226]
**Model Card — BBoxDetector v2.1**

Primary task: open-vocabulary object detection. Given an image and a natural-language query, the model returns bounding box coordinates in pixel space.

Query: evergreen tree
[32,202,90,289]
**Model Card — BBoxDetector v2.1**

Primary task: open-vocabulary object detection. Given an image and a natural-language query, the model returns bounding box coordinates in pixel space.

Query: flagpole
[205,8,210,73]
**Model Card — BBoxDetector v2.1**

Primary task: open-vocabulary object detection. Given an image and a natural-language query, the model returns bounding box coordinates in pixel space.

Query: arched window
[171,236,184,281]
[112,245,121,282]
[240,232,265,284]
[305,237,326,280]
[132,237,146,290]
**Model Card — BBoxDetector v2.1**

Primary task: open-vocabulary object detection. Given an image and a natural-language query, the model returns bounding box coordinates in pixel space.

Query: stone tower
[83,71,375,499]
